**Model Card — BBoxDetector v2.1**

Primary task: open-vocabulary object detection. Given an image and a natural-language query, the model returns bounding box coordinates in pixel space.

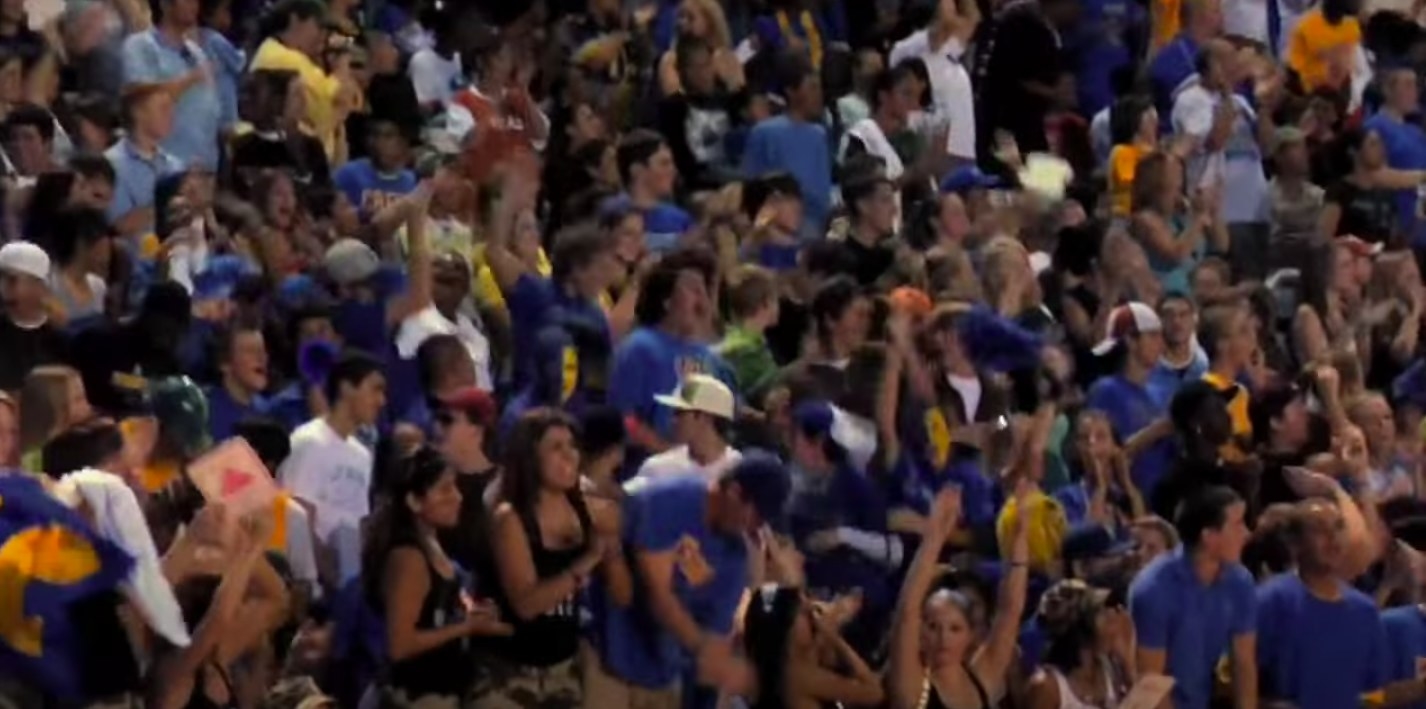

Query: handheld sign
[1118,675,1175,709]
[186,439,279,519]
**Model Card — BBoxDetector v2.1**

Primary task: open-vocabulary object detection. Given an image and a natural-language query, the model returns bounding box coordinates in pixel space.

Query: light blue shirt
[121,29,222,169]
[198,28,245,130]
[105,138,184,236]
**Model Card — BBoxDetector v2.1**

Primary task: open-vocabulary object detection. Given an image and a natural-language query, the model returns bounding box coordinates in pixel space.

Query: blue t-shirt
[1364,112,1426,246]
[742,116,833,238]
[1084,373,1174,496]
[610,327,729,439]
[1256,574,1386,709]
[1149,35,1199,133]
[1382,605,1426,709]
[605,194,694,254]
[1129,547,1257,709]
[333,158,418,221]
[206,385,273,442]
[506,273,612,410]
[1071,0,1144,115]
[592,475,749,688]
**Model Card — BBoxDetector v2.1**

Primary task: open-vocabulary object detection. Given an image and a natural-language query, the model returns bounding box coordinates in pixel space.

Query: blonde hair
[681,0,733,49]
[18,365,81,453]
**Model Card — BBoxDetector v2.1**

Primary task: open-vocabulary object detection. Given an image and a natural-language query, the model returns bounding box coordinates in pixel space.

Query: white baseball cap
[0,241,50,281]
[654,373,735,420]
[1091,302,1163,356]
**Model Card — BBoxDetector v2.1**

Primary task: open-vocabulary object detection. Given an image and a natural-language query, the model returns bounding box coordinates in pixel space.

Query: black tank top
[924,664,992,709]
[183,662,236,709]
[386,542,471,698]
[493,492,592,667]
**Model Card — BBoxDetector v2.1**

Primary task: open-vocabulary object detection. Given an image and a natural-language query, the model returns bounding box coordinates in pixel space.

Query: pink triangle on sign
[221,469,254,497]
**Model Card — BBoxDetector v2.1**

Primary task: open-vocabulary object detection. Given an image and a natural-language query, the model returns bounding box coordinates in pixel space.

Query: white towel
[51,469,191,647]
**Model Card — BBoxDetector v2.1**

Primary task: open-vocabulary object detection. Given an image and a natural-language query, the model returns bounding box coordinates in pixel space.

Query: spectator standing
[0,241,67,391]
[608,129,693,254]
[742,52,832,240]
[1149,0,1223,132]
[612,249,725,455]
[279,351,387,586]
[888,0,980,164]
[105,84,183,239]
[120,0,221,169]
[1130,486,1257,709]
[250,0,351,162]
[639,373,742,480]
[1171,38,1271,280]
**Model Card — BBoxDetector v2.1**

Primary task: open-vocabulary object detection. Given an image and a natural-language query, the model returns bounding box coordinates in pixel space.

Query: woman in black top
[364,447,512,706]
[1321,128,1426,248]
[476,408,606,709]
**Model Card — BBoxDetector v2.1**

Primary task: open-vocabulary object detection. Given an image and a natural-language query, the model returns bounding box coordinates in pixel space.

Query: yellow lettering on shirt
[675,534,714,587]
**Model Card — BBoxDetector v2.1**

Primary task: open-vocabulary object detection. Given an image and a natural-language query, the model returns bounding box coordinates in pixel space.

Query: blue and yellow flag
[0,476,133,700]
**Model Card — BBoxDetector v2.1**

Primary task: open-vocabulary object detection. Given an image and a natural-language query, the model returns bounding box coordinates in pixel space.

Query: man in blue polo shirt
[1086,302,1176,499]
[586,456,791,709]
[1364,64,1426,248]
[1130,485,1256,709]
[120,0,222,169]
[106,85,185,239]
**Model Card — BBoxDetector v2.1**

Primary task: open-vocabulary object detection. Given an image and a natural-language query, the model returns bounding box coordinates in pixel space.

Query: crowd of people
[7,0,1426,706]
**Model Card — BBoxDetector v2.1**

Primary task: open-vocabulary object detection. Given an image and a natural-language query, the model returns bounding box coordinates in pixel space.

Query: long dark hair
[499,408,578,518]
[743,585,803,709]
[361,446,452,607]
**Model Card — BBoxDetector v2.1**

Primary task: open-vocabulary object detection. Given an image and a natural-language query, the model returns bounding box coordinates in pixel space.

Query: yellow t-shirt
[1108,145,1143,217]
[470,246,615,313]
[1204,372,1253,462]
[249,38,344,160]
[1287,10,1361,92]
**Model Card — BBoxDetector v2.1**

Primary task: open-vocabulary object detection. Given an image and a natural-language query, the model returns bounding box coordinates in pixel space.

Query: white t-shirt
[1171,84,1268,224]
[946,373,983,423]
[279,418,372,581]
[638,444,743,483]
[889,29,976,161]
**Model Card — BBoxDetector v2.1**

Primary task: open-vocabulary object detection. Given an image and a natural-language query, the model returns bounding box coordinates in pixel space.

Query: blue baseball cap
[939,166,1004,194]
[725,453,792,533]
[1061,524,1134,562]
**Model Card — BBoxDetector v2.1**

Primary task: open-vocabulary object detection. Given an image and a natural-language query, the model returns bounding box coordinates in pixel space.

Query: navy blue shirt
[788,464,894,609]
[1129,547,1257,709]
[206,385,273,442]
[1149,35,1200,133]
[1256,574,1387,709]
[505,273,611,412]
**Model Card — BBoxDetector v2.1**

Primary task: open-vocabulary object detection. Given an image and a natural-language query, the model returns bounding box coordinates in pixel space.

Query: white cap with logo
[653,373,735,420]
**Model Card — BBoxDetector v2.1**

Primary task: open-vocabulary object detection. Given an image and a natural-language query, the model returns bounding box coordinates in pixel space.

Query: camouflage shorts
[467,657,581,709]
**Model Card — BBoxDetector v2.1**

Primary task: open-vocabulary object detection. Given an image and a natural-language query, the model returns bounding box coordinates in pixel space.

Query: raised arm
[888,488,961,708]
[972,480,1032,691]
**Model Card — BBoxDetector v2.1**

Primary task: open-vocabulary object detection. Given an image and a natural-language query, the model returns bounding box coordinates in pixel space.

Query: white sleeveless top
[1048,664,1119,709]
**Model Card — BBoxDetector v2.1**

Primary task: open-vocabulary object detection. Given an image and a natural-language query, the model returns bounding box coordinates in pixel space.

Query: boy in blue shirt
[333,114,418,222]
[609,129,693,254]
[742,51,832,240]
[1129,485,1257,709]
[1085,302,1176,497]
[588,456,791,708]
[612,249,731,458]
